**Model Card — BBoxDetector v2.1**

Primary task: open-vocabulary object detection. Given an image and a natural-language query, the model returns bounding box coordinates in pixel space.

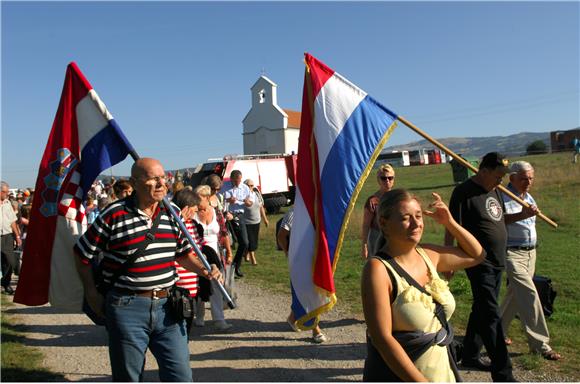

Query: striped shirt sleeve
[74,209,112,262]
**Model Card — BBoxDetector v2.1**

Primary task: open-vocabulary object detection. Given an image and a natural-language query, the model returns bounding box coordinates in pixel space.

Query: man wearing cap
[445,152,516,382]
[500,161,561,361]
[1,181,22,295]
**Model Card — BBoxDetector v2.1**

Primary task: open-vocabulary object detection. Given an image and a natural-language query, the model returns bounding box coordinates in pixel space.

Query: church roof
[283,109,301,129]
[251,75,277,90]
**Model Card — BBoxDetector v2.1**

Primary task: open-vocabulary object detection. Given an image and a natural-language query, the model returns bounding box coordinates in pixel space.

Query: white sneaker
[214,321,232,330]
[312,332,328,343]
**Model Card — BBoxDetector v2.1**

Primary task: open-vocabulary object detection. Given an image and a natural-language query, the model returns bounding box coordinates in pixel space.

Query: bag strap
[372,253,398,302]
[107,206,163,289]
[377,252,449,330]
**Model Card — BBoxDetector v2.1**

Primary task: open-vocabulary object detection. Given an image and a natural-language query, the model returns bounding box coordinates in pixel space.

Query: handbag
[169,286,194,322]
[533,274,557,317]
[83,211,162,326]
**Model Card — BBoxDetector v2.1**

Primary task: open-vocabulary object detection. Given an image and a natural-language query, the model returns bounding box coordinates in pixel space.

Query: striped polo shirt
[75,195,192,291]
[502,183,537,248]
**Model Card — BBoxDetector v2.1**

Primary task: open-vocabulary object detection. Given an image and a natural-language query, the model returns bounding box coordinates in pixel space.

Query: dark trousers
[231,217,248,269]
[463,263,513,381]
[1,234,19,288]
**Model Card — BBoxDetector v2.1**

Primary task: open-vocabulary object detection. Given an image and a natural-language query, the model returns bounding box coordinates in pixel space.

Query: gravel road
[3,280,567,382]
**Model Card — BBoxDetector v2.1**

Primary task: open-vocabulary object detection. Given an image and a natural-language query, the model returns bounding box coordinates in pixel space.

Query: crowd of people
[0,150,563,382]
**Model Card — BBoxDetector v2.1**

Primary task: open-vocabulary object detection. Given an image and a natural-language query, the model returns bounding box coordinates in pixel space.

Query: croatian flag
[14,62,134,310]
[289,53,398,329]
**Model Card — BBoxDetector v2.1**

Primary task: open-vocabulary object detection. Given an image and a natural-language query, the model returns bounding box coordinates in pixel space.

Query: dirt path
[2,280,566,382]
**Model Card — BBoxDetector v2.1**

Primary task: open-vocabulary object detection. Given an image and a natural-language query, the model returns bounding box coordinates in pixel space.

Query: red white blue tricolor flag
[14,63,134,310]
[289,53,398,329]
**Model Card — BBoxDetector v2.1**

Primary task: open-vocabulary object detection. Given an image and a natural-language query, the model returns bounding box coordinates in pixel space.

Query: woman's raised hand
[423,192,452,225]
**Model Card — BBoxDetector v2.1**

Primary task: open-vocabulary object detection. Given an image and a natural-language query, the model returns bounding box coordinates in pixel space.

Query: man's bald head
[131,158,163,179]
[130,158,167,206]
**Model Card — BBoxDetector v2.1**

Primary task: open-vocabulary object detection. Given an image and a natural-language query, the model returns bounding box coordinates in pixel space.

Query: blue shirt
[502,183,537,247]
[220,181,254,214]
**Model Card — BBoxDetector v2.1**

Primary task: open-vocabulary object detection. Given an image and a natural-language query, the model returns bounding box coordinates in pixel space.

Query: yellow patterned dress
[368,246,456,382]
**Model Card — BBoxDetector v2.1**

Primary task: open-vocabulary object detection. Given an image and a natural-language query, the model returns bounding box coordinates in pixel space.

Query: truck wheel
[264,195,287,214]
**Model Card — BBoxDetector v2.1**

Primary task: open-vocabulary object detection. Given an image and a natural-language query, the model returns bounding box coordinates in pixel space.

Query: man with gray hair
[500,161,561,360]
[1,181,22,295]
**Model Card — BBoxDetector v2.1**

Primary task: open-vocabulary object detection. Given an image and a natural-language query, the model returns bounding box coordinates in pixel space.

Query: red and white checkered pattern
[57,170,86,223]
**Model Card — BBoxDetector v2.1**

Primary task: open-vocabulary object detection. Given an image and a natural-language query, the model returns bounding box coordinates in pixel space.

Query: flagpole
[128,151,236,309]
[396,116,558,228]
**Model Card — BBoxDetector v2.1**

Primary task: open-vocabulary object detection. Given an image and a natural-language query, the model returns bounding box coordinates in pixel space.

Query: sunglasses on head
[380,176,394,181]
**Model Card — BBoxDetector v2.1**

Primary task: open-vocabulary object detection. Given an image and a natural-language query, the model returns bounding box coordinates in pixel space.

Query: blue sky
[2,1,579,188]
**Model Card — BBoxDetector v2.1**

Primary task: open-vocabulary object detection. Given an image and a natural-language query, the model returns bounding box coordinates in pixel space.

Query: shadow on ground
[2,322,108,347]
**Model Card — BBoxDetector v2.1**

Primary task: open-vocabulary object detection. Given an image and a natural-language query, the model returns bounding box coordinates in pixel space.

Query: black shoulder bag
[83,212,162,326]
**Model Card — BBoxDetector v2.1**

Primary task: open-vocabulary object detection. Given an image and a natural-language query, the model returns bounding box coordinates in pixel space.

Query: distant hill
[384,131,550,158]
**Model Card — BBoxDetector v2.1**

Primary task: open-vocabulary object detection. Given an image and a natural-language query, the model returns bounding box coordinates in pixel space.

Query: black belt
[112,287,170,299]
[508,245,536,251]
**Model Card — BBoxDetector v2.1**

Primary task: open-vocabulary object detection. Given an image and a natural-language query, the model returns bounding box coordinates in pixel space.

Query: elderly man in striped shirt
[75,158,220,382]
[500,161,561,361]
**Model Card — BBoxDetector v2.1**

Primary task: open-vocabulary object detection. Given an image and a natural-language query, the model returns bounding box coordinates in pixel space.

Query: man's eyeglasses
[141,175,166,184]
[380,176,395,182]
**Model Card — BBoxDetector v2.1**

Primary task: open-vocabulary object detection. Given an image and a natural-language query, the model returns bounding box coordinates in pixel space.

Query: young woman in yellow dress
[361,189,485,382]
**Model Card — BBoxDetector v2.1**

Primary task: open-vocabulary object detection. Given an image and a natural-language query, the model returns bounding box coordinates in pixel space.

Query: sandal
[287,316,299,332]
[542,350,562,361]
[505,337,513,346]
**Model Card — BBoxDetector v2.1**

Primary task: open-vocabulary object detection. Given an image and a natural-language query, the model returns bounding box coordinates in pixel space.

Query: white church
[242,76,300,155]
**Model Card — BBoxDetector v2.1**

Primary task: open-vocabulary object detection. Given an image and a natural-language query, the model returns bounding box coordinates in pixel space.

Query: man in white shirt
[500,161,561,361]
[221,170,254,277]
[1,181,22,295]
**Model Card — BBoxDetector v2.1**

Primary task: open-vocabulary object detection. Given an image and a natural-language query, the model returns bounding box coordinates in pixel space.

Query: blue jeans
[105,291,192,382]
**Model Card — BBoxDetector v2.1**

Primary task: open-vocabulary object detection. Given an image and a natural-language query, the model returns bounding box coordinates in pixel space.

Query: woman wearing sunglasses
[361,164,396,260]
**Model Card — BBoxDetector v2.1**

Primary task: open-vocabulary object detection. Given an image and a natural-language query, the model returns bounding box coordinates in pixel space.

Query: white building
[242,76,300,155]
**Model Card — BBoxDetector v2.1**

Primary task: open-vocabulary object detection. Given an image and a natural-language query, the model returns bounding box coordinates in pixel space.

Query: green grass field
[1,296,66,381]
[243,151,580,379]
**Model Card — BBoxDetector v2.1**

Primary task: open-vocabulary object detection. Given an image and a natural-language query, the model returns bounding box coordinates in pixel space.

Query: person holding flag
[445,152,516,381]
[277,208,327,343]
[75,158,221,381]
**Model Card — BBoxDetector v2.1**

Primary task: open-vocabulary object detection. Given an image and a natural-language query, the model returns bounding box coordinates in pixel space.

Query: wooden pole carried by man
[396,115,558,228]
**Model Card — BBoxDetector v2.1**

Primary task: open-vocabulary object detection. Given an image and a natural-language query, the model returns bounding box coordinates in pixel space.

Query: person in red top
[361,164,396,260]
[172,188,205,336]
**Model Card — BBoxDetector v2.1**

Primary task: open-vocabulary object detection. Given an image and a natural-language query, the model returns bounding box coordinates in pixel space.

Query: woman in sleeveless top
[194,185,233,330]
[361,164,396,260]
[361,189,485,382]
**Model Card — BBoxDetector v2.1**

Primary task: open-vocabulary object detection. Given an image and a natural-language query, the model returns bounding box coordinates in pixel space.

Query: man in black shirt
[445,152,516,382]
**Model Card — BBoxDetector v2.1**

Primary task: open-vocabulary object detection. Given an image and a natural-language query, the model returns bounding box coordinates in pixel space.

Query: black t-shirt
[449,178,507,268]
